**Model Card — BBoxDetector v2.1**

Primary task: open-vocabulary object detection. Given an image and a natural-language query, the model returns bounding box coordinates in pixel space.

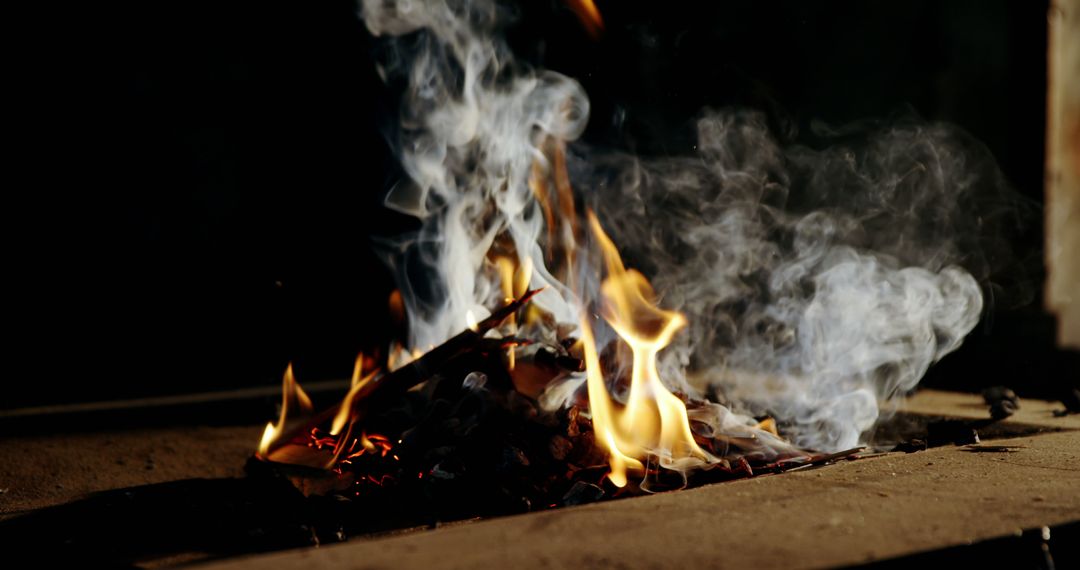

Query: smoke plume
[360,0,1014,452]
[570,110,1013,449]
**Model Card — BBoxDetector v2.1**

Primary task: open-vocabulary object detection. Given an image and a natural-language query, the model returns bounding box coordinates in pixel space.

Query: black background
[13,0,1058,411]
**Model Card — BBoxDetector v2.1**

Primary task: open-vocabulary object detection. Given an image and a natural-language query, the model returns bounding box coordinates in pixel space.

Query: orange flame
[388,343,426,372]
[581,211,713,487]
[257,363,313,458]
[529,139,581,289]
[565,0,604,39]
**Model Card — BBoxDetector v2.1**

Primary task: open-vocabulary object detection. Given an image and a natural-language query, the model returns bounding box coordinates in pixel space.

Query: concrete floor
[1,390,1077,568]
[0,425,262,520]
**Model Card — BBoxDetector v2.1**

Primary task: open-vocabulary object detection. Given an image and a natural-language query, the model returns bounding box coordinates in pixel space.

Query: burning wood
[247,0,994,529]
[252,286,818,521]
[259,289,543,468]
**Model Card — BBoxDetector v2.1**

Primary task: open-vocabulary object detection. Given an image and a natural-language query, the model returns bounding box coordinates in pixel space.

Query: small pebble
[983,386,1020,420]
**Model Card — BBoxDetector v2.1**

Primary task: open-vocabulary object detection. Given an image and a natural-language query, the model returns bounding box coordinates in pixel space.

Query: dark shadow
[847,520,1079,569]
[0,474,344,569]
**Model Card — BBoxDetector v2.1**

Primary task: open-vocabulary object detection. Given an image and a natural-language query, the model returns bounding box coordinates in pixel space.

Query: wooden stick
[773,447,866,473]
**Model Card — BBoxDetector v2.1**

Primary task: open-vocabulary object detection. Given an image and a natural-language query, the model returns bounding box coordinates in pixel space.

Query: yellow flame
[514,256,533,299]
[494,255,534,370]
[257,363,313,458]
[496,256,516,303]
[330,353,380,436]
[387,342,406,371]
[582,211,712,487]
[755,417,779,437]
[359,430,378,453]
[388,343,427,372]
[351,353,366,389]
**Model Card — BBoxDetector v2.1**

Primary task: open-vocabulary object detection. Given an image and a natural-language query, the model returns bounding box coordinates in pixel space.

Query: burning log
[248,265,823,518]
[249,282,822,523]
[234,0,1025,536]
[260,289,543,468]
[250,219,830,523]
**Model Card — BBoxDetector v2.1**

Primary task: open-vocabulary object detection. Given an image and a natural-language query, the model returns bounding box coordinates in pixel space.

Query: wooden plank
[1047,0,1080,349]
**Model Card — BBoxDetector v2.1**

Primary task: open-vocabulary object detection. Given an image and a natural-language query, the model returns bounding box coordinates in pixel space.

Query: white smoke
[363,0,588,351]
[578,111,992,450]
[361,0,993,452]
